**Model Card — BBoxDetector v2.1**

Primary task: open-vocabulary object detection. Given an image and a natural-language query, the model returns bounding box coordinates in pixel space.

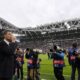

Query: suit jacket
[0,40,16,78]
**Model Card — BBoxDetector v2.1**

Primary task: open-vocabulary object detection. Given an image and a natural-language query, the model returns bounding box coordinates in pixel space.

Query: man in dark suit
[0,30,16,80]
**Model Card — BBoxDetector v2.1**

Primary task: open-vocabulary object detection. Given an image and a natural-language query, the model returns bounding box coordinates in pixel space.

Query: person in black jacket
[10,35,18,76]
[0,30,16,80]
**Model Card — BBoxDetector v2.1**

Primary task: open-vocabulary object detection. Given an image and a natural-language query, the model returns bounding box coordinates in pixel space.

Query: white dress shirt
[4,39,10,45]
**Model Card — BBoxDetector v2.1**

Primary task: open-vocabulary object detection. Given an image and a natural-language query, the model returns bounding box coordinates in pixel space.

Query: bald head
[11,35,16,43]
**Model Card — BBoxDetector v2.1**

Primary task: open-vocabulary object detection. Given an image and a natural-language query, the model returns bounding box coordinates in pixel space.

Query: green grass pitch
[23,54,78,80]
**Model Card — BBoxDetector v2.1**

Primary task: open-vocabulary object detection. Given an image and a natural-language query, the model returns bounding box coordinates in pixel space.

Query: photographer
[33,49,41,80]
[67,42,80,80]
[15,48,24,80]
[25,48,41,80]
[36,58,41,80]
[25,48,34,80]
[50,45,65,80]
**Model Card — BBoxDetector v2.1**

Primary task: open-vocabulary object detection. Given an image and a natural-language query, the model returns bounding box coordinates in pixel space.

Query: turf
[23,54,78,80]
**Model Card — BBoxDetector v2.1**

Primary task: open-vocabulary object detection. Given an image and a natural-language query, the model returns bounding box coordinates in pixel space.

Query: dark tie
[8,43,11,47]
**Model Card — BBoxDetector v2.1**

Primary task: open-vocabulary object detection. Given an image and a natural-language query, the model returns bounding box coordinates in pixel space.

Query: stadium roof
[0,0,80,28]
[0,17,80,42]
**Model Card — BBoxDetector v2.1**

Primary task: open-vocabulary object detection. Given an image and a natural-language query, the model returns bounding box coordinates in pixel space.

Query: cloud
[0,0,80,28]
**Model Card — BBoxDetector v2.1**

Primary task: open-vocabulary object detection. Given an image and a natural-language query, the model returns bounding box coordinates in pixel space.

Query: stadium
[0,17,80,80]
[0,0,80,80]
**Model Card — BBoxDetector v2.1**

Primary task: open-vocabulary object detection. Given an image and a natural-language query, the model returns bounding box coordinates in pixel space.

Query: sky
[0,0,80,28]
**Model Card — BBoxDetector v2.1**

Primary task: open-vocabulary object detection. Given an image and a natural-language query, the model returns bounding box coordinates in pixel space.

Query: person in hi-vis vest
[50,45,65,80]
[68,42,80,80]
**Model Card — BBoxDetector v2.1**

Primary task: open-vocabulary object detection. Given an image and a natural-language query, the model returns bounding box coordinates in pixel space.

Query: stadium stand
[0,17,80,52]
